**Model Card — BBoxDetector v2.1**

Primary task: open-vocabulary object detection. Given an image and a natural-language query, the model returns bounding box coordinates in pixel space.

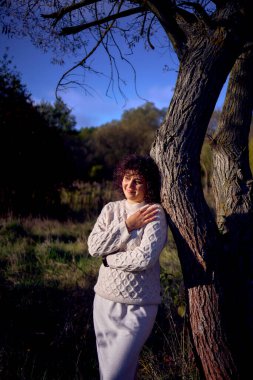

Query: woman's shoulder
[152,203,167,223]
[101,199,125,212]
[151,202,165,211]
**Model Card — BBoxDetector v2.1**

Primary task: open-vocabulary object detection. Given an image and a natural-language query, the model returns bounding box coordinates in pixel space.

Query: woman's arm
[87,203,130,257]
[106,206,168,272]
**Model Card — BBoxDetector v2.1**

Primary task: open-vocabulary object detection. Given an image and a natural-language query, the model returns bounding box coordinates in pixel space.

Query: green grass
[0,218,99,287]
[0,217,200,380]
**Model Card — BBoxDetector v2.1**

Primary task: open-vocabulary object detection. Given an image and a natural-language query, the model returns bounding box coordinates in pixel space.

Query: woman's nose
[128,180,135,188]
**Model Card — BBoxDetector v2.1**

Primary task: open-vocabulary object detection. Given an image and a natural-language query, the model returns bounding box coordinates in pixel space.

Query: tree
[211,47,253,375]
[89,102,165,179]
[1,1,253,378]
[0,52,77,216]
[37,97,76,131]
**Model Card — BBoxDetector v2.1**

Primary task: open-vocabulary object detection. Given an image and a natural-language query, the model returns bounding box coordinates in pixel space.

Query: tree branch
[42,0,102,25]
[59,6,146,36]
[175,7,196,24]
[55,0,126,96]
[146,0,189,58]
[147,15,156,50]
[179,1,213,27]
[55,19,115,96]
[140,11,147,36]
[211,0,227,7]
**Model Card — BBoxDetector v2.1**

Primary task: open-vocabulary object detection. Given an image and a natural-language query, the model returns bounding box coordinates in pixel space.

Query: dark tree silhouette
[0,53,77,216]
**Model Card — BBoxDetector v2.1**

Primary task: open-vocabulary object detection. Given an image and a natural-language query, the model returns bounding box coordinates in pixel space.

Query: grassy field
[0,216,200,380]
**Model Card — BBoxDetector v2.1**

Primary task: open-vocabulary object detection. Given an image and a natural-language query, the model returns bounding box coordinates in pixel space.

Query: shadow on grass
[0,275,99,380]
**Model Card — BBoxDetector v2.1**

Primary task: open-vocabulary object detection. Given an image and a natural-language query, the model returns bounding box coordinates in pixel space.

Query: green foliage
[120,101,166,132]
[89,164,104,181]
[0,217,97,287]
[60,181,117,220]
[88,102,166,179]
[0,50,32,127]
[0,49,30,105]
[37,97,76,131]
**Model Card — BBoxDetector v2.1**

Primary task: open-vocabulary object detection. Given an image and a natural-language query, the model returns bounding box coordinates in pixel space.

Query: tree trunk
[211,46,253,378]
[151,27,242,379]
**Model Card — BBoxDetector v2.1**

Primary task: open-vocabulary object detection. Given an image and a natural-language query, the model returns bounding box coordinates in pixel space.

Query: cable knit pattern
[88,199,168,305]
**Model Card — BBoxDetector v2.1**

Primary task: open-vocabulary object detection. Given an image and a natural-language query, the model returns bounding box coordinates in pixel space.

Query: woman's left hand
[125,204,159,232]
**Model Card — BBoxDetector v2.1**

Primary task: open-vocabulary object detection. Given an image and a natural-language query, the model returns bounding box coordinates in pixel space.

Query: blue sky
[0,33,226,130]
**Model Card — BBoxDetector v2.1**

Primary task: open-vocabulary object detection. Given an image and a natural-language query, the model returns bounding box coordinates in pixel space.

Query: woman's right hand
[125,204,159,232]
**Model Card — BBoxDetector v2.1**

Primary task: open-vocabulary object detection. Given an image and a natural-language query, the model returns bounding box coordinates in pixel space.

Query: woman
[88,154,168,380]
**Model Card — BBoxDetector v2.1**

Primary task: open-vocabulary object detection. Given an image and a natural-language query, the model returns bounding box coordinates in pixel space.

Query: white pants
[93,294,158,380]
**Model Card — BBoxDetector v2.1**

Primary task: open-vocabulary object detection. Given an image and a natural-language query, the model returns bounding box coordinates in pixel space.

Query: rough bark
[151,19,243,380]
[211,46,253,377]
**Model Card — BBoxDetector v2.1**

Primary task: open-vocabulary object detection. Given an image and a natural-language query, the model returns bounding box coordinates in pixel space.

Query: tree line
[0,53,164,217]
[1,53,253,219]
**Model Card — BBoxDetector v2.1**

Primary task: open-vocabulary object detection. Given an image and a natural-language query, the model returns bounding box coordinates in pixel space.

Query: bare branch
[140,11,147,36]
[55,18,116,96]
[59,6,146,36]
[146,0,188,57]
[55,0,127,97]
[147,15,156,50]
[94,2,120,102]
[109,27,148,104]
[42,0,102,26]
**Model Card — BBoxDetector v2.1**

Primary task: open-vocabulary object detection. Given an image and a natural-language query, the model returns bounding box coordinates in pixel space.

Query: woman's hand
[125,204,159,232]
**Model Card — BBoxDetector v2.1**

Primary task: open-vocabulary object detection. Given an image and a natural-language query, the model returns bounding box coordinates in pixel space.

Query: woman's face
[122,170,147,203]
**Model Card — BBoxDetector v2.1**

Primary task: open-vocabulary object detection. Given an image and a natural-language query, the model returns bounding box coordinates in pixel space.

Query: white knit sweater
[88,199,168,305]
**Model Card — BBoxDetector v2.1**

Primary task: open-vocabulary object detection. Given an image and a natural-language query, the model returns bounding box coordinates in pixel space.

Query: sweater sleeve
[87,202,131,257]
[106,206,168,272]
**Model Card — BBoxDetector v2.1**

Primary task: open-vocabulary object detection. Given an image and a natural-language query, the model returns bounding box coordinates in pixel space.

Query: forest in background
[1,51,253,220]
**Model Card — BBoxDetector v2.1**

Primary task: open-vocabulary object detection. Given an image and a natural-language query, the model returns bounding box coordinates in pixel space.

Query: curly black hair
[113,153,161,203]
